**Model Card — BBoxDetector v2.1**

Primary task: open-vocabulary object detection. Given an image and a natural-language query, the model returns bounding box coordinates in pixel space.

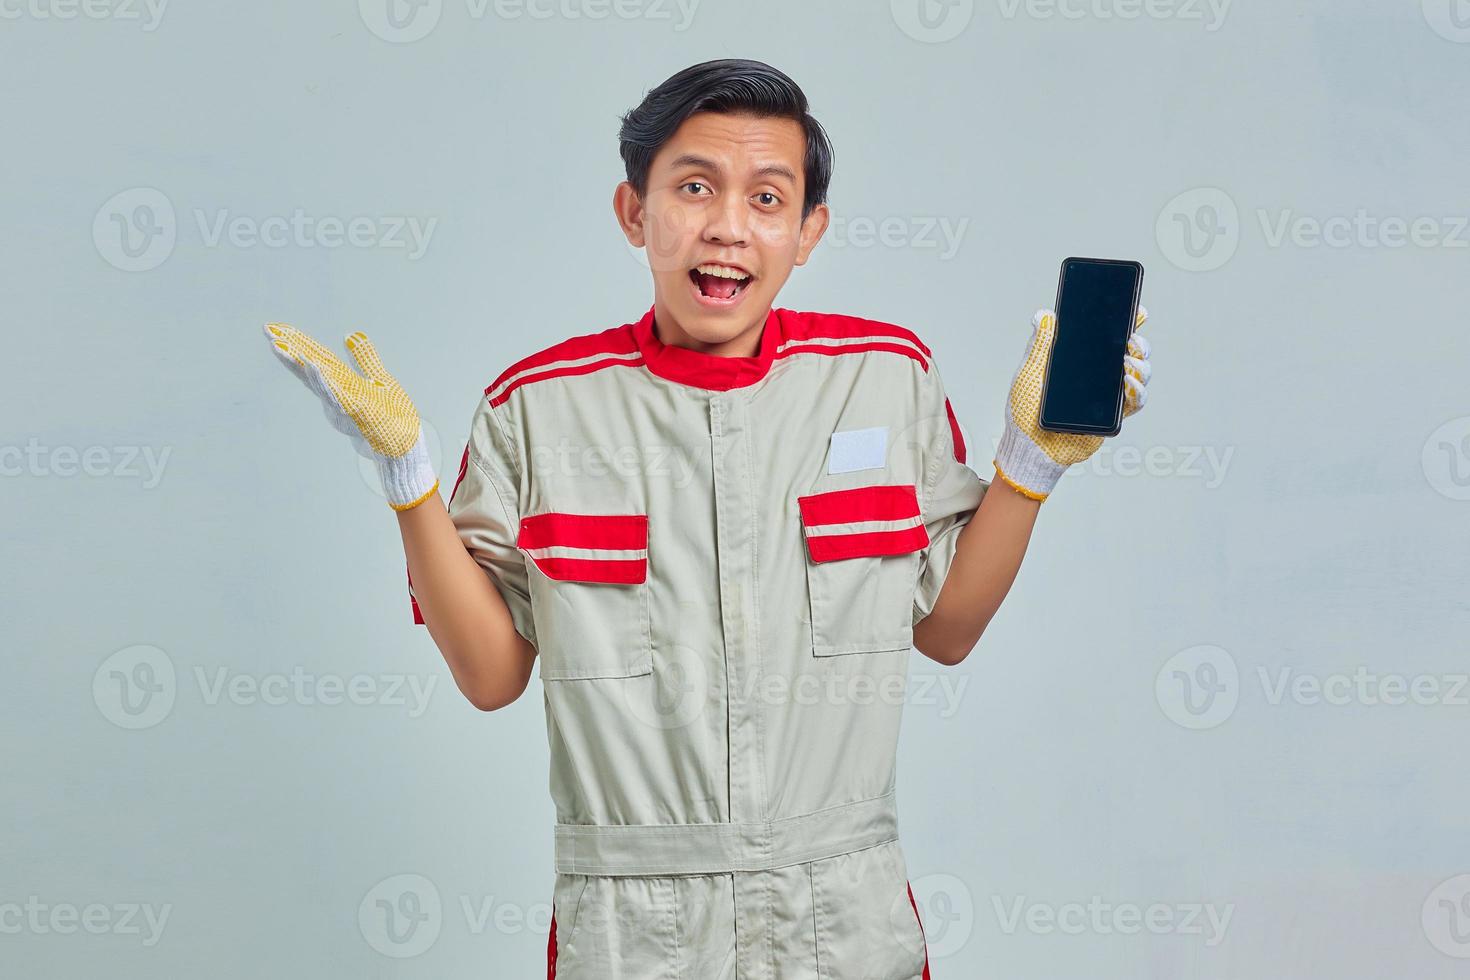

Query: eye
[754,192,780,207]
[681,181,711,196]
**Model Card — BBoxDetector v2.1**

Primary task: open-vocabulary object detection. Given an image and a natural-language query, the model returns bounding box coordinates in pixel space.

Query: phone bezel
[1037,256,1144,437]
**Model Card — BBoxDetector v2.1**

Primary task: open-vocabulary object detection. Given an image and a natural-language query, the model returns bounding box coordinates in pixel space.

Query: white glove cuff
[993,421,1066,502]
[378,430,439,511]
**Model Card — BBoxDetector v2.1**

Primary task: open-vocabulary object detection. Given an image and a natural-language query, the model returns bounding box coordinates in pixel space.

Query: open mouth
[688,263,753,303]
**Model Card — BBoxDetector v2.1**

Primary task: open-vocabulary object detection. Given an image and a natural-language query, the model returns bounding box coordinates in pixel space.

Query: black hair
[618,59,834,220]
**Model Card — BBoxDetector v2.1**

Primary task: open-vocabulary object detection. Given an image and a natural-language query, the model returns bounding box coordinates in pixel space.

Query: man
[264,59,1151,979]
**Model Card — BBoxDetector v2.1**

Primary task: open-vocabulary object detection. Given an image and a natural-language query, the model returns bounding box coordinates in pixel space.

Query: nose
[702,194,749,248]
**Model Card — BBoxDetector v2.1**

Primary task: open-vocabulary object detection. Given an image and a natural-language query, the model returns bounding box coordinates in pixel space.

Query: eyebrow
[666,154,798,185]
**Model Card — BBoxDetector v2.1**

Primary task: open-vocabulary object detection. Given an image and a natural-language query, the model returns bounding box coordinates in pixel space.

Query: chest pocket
[517,511,653,680]
[797,484,928,657]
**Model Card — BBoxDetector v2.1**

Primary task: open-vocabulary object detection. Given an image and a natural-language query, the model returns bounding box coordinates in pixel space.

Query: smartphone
[1038,257,1144,436]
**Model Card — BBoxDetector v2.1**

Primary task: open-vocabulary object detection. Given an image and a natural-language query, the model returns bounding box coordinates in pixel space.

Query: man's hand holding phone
[992,305,1152,502]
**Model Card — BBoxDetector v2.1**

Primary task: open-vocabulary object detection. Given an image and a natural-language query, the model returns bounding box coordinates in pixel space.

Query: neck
[651,299,770,358]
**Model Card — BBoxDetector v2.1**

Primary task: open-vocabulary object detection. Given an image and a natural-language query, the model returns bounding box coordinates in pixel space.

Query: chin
[680,314,751,344]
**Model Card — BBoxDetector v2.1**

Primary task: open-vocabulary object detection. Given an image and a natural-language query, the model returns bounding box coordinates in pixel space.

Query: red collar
[631,306,784,391]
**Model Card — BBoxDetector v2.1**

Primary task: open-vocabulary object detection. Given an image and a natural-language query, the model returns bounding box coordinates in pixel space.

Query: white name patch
[827,426,888,474]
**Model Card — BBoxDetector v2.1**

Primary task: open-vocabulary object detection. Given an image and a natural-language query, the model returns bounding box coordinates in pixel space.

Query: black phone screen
[1039,258,1143,435]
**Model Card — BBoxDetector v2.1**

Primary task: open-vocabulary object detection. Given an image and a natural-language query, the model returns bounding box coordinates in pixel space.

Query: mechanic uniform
[414,305,988,979]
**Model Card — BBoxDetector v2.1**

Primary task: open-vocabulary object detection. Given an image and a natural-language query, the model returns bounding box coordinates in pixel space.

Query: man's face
[615,111,829,351]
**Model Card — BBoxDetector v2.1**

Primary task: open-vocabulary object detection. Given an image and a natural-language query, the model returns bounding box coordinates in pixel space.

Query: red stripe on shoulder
[485,322,642,406]
[944,397,967,465]
[776,310,932,369]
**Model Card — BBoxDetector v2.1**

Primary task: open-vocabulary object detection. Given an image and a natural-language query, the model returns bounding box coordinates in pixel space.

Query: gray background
[5,0,1469,976]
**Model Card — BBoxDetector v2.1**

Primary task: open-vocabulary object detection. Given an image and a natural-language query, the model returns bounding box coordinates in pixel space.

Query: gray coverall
[414,305,988,978]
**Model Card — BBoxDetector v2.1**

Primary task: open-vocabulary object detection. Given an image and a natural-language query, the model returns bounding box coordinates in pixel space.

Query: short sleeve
[411,396,538,650]
[913,358,989,626]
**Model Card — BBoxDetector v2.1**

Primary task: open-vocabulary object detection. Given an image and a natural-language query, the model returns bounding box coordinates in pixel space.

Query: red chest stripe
[516,512,649,583]
[797,484,929,563]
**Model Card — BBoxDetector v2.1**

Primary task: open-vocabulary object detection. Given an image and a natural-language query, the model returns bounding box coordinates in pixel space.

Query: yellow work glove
[263,323,439,511]
[992,306,1152,501]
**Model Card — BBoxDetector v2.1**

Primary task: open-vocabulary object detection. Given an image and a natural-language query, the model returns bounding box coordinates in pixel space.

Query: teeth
[695,264,750,280]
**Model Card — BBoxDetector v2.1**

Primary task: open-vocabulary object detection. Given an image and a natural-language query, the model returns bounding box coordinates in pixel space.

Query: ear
[793,203,830,267]
[613,181,646,247]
